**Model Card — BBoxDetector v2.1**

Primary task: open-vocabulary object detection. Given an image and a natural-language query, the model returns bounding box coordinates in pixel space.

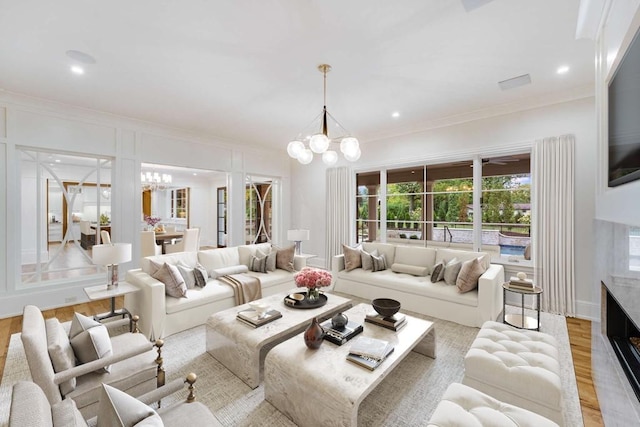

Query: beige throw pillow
[342,244,362,271]
[456,257,487,293]
[152,262,188,298]
[97,384,162,427]
[443,258,462,286]
[361,249,377,271]
[275,245,296,272]
[177,264,197,289]
[45,318,76,395]
[265,247,277,272]
[70,324,113,373]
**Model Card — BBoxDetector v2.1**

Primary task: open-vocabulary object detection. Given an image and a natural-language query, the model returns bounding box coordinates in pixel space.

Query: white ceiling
[0,0,594,150]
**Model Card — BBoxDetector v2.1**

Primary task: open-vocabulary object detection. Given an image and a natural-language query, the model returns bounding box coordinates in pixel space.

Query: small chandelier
[287,64,361,166]
[141,171,172,191]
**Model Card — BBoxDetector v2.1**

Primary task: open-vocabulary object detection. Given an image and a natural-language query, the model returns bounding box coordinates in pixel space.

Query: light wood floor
[0,300,604,425]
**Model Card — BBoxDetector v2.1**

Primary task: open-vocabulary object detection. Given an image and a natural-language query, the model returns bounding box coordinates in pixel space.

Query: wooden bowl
[372,298,401,317]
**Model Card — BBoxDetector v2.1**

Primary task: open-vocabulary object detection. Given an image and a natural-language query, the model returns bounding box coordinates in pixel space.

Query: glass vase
[307,287,320,302]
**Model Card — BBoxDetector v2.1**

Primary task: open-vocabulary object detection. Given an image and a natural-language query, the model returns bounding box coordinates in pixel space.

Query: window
[356,154,531,257]
[170,188,189,220]
[19,149,112,286]
[217,187,227,248]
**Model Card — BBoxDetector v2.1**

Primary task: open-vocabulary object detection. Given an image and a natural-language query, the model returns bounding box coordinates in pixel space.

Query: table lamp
[92,243,132,290]
[287,229,310,255]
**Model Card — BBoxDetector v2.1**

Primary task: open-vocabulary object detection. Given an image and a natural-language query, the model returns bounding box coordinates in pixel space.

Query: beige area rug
[0,303,583,426]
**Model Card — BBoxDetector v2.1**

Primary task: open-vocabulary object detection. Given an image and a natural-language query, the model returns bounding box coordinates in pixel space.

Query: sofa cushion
[52,398,88,427]
[165,281,235,314]
[97,384,161,427]
[45,318,76,396]
[342,244,362,271]
[430,261,445,283]
[141,252,199,275]
[436,248,491,270]
[456,257,487,293]
[70,324,113,374]
[177,264,197,289]
[275,245,296,272]
[198,247,241,274]
[209,264,249,279]
[153,263,188,298]
[371,253,388,272]
[443,258,462,286]
[193,264,208,287]
[10,381,55,427]
[69,312,102,340]
[362,242,396,265]
[238,243,273,267]
[265,247,277,272]
[250,253,268,273]
[394,246,436,272]
[391,263,428,276]
[361,249,377,271]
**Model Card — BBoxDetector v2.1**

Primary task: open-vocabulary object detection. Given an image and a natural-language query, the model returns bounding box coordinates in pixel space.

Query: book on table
[321,319,364,345]
[509,276,534,287]
[346,336,395,370]
[364,311,407,331]
[236,309,282,328]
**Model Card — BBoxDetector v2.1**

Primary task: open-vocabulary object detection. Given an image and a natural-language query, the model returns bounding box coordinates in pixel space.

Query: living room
[1,0,640,426]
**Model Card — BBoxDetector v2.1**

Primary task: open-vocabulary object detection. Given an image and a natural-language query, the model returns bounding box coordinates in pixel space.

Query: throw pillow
[69,312,102,340]
[430,261,445,283]
[45,318,76,396]
[152,262,188,298]
[524,244,531,260]
[342,244,362,271]
[391,263,429,276]
[275,245,296,272]
[193,263,209,287]
[443,258,462,286]
[51,397,88,427]
[210,264,249,279]
[265,247,277,272]
[250,253,268,273]
[177,264,197,289]
[361,249,378,271]
[371,253,388,272]
[97,384,162,427]
[456,257,487,293]
[70,324,113,373]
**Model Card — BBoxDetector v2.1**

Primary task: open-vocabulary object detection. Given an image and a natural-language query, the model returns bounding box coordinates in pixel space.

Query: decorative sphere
[340,137,359,155]
[343,146,361,162]
[309,133,330,153]
[517,272,527,280]
[297,148,313,164]
[287,140,304,159]
[322,150,338,166]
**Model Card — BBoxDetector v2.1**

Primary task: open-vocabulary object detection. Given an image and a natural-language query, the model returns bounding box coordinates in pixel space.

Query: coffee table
[264,303,436,427]
[205,290,352,389]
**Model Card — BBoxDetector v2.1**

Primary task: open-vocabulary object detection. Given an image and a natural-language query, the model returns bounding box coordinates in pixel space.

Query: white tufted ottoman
[462,321,563,425]
[428,383,559,427]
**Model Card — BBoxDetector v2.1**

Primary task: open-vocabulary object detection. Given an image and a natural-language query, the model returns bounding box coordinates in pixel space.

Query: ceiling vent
[498,74,532,91]
[461,0,494,12]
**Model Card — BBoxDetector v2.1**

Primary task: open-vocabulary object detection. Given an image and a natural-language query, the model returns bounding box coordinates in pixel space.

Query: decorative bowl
[372,298,401,317]
[248,301,270,317]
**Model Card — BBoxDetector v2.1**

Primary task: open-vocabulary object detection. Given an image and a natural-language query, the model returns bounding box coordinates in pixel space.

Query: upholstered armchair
[9,374,222,426]
[20,305,165,419]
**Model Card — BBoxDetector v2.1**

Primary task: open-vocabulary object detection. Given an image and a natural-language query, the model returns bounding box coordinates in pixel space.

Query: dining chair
[165,225,176,233]
[164,228,199,254]
[141,231,162,257]
[100,230,111,244]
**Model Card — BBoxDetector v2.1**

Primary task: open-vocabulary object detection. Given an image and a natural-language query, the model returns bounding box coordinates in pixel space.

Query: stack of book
[364,311,407,331]
[236,308,282,328]
[508,276,535,291]
[321,319,363,346]
[346,336,395,370]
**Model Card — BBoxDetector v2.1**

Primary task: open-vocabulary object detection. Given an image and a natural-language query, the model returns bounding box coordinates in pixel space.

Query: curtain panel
[325,167,353,270]
[532,134,576,316]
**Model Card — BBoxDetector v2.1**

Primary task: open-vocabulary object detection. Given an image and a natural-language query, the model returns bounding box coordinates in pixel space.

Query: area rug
[0,305,583,426]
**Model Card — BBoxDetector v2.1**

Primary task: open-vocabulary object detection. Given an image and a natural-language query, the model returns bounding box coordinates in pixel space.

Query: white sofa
[332,243,505,328]
[125,243,300,339]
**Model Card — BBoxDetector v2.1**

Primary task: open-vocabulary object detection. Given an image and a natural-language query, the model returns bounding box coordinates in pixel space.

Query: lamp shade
[92,243,132,266]
[287,229,310,241]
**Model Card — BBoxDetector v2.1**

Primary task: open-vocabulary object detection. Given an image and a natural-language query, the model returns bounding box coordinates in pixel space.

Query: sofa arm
[125,269,167,340]
[477,264,505,324]
[332,254,345,275]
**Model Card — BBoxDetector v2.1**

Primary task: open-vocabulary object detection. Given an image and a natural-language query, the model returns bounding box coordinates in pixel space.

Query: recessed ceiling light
[557,65,570,75]
[193,173,197,176]
[55,159,61,163]
[66,50,96,64]
[391,112,400,118]
[70,66,85,75]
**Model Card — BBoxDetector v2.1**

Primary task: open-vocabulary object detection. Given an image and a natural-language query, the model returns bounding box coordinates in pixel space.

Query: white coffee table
[205,290,352,389]
[264,303,436,427]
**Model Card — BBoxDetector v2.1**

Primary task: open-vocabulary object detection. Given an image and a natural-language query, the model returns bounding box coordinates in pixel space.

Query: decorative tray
[283,292,327,309]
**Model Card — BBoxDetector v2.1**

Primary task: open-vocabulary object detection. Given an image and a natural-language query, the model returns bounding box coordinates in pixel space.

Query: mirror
[142,186,190,229]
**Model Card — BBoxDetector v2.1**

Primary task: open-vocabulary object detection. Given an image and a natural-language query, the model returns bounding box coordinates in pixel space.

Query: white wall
[292,97,598,319]
[0,92,291,318]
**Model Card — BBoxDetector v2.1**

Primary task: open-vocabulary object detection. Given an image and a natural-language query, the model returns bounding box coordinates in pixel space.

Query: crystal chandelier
[141,171,172,191]
[287,64,361,166]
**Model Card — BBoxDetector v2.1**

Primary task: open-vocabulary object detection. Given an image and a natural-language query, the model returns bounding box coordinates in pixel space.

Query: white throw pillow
[97,384,162,427]
[443,258,462,286]
[177,264,197,289]
[70,323,113,373]
[361,249,378,271]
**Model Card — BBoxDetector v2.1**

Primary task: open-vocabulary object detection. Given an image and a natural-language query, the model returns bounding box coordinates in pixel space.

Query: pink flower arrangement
[294,267,332,289]
[144,215,162,227]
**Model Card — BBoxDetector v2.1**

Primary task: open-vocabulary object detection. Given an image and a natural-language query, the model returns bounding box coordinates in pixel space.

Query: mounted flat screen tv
[609,26,640,187]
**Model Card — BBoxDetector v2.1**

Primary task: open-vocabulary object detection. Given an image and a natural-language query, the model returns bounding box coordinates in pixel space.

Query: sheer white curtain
[532,134,575,316]
[325,167,353,269]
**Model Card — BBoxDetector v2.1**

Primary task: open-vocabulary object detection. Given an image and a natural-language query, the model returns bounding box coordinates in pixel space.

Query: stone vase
[303,317,324,349]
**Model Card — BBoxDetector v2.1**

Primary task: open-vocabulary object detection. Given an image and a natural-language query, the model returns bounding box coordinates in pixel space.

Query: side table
[502,283,542,331]
[84,282,139,330]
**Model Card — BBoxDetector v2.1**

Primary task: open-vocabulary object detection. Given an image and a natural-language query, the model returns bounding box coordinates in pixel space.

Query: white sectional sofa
[125,243,299,339]
[332,242,505,328]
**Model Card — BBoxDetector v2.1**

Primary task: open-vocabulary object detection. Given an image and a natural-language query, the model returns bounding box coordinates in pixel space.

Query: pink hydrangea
[294,267,332,289]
